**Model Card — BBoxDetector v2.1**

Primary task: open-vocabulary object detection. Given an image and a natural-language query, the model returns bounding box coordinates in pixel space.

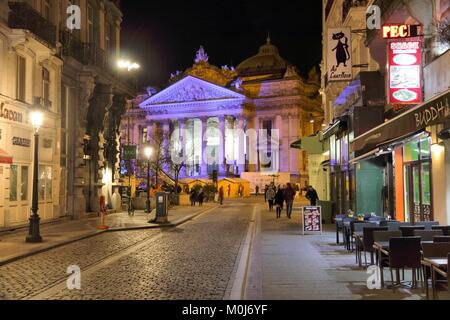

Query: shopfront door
[404,161,432,222]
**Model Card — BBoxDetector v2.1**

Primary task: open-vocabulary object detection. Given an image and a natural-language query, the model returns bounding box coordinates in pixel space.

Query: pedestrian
[198,189,204,206]
[306,185,320,206]
[190,189,197,206]
[284,183,296,219]
[227,184,231,198]
[219,186,224,205]
[275,186,284,219]
[266,186,276,212]
[255,185,259,197]
[264,185,268,202]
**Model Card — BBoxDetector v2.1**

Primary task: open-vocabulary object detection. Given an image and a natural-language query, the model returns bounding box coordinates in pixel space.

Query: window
[9,165,18,201]
[9,165,28,202]
[105,22,111,52]
[42,0,51,20]
[39,166,53,202]
[42,67,50,103]
[87,4,94,43]
[142,127,148,144]
[60,86,68,167]
[16,55,26,102]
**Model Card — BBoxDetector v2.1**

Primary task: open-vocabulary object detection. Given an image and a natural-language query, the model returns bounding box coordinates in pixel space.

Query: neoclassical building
[125,38,323,187]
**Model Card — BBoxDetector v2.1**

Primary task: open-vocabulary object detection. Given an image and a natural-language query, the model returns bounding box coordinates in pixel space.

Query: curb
[0,205,218,267]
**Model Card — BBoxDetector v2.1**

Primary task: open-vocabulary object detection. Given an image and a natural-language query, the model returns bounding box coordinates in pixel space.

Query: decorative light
[144,146,153,159]
[30,109,44,132]
[117,60,140,71]
[309,114,315,124]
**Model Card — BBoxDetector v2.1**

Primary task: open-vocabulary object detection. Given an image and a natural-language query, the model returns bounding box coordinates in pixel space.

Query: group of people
[264,183,296,219]
[189,188,205,207]
[264,184,319,219]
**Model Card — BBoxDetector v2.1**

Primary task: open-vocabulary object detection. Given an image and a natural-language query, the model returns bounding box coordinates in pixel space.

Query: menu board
[388,40,422,105]
[302,206,322,235]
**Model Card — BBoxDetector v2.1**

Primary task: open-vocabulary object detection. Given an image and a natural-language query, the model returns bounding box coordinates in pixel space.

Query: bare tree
[166,136,194,194]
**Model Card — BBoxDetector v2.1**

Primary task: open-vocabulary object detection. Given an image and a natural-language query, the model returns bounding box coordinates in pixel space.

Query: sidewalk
[245,201,449,300]
[0,203,217,266]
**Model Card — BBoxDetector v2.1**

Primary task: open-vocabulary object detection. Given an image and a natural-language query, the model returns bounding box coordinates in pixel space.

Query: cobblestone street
[0,201,252,300]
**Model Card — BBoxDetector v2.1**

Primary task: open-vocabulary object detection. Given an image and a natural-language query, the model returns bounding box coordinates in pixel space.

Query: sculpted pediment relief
[140,76,245,107]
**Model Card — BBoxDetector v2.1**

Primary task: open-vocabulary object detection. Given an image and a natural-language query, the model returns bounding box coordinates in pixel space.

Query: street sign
[122,145,137,160]
[302,206,322,235]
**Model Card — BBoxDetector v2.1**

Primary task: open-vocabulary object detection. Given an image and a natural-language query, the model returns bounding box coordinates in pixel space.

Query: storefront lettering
[414,97,448,129]
[12,136,31,147]
[0,103,24,124]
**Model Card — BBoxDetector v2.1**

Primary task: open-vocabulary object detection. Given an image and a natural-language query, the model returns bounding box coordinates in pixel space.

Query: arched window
[42,67,51,106]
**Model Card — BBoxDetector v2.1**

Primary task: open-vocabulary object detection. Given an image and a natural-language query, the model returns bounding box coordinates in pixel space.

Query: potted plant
[357,214,364,221]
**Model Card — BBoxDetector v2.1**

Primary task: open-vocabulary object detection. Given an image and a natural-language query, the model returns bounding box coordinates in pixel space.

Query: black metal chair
[415,221,440,231]
[421,243,450,299]
[353,223,375,266]
[400,225,425,237]
[432,226,450,236]
[362,226,388,267]
[388,237,423,290]
[434,236,450,243]
[372,231,402,286]
[342,217,356,249]
[414,230,444,242]
[335,214,346,244]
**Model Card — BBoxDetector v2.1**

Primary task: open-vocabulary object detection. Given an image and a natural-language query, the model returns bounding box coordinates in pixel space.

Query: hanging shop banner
[327,27,352,82]
[302,206,322,235]
[388,40,422,105]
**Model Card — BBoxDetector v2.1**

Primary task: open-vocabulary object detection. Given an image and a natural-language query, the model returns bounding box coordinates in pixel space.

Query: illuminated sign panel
[382,24,420,39]
[388,40,422,105]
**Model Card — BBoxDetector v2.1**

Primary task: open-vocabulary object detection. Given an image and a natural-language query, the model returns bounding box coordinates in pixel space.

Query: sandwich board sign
[302,206,322,235]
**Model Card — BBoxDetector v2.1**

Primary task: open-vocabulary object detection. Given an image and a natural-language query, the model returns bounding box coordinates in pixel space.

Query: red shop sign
[388,40,422,105]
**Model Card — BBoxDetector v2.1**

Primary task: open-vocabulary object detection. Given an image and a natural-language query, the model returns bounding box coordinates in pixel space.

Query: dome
[237,36,287,77]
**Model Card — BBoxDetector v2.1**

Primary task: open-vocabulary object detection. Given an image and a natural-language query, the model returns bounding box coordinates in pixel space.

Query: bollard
[97,195,109,230]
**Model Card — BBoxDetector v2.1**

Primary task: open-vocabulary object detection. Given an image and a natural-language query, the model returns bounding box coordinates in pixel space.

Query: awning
[290,134,324,154]
[351,90,450,152]
[349,148,380,164]
[321,117,348,141]
[0,149,13,164]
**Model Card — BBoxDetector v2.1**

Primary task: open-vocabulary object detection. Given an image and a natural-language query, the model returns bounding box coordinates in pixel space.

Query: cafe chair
[432,226,450,236]
[434,236,450,243]
[414,230,443,242]
[400,225,425,237]
[335,214,346,244]
[353,223,375,267]
[388,237,423,290]
[362,226,388,267]
[415,221,440,231]
[373,231,402,287]
[421,243,450,300]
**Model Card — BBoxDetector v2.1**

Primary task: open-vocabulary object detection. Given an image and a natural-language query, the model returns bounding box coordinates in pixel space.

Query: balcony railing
[60,31,109,69]
[342,0,368,22]
[8,1,56,47]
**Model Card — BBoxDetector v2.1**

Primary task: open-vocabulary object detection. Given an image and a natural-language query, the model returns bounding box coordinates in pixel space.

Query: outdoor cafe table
[422,258,448,300]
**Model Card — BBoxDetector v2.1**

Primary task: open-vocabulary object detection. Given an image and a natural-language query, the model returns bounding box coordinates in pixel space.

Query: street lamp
[117,60,140,71]
[26,108,44,243]
[144,146,153,213]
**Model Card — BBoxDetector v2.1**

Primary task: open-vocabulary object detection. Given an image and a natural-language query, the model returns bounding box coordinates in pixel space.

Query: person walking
[219,186,224,205]
[255,185,259,197]
[275,186,284,219]
[264,185,268,202]
[198,189,204,206]
[190,189,197,207]
[306,185,320,206]
[227,184,231,198]
[266,186,276,212]
[284,183,296,219]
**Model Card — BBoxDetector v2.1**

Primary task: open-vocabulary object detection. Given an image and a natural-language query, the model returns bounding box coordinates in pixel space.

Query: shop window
[42,67,50,103]
[420,137,431,160]
[9,165,28,202]
[9,165,18,202]
[403,141,420,162]
[142,127,148,144]
[39,166,53,202]
[330,135,336,166]
[21,166,28,201]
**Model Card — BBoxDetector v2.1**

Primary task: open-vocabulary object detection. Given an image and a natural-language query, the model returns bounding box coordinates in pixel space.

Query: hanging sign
[327,27,352,82]
[382,24,421,39]
[388,40,422,106]
[302,206,322,235]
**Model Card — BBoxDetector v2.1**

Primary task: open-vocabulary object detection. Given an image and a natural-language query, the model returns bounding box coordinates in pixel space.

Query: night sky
[120,1,322,89]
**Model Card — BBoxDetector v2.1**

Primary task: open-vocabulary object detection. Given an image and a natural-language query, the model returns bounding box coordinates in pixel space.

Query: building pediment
[140,76,245,107]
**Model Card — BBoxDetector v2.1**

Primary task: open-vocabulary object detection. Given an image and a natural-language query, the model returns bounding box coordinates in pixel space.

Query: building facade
[0,0,135,228]
[126,40,322,191]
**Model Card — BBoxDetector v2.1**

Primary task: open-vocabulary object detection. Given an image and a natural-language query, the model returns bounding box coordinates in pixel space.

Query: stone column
[218,115,226,176]
[178,119,187,178]
[237,116,245,176]
[274,115,283,173]
[200,117,208,177]
[162,121,170,173]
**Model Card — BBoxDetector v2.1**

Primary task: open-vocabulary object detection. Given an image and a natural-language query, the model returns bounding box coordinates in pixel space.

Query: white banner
[327,27,352,82]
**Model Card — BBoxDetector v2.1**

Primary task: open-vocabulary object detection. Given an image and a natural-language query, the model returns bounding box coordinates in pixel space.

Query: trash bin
[318,200,332,224]
[155,192,169,224]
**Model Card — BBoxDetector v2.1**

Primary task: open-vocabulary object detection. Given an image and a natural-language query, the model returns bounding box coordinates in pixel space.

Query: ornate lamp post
[26,108,44,243]
[144,146,153,213]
